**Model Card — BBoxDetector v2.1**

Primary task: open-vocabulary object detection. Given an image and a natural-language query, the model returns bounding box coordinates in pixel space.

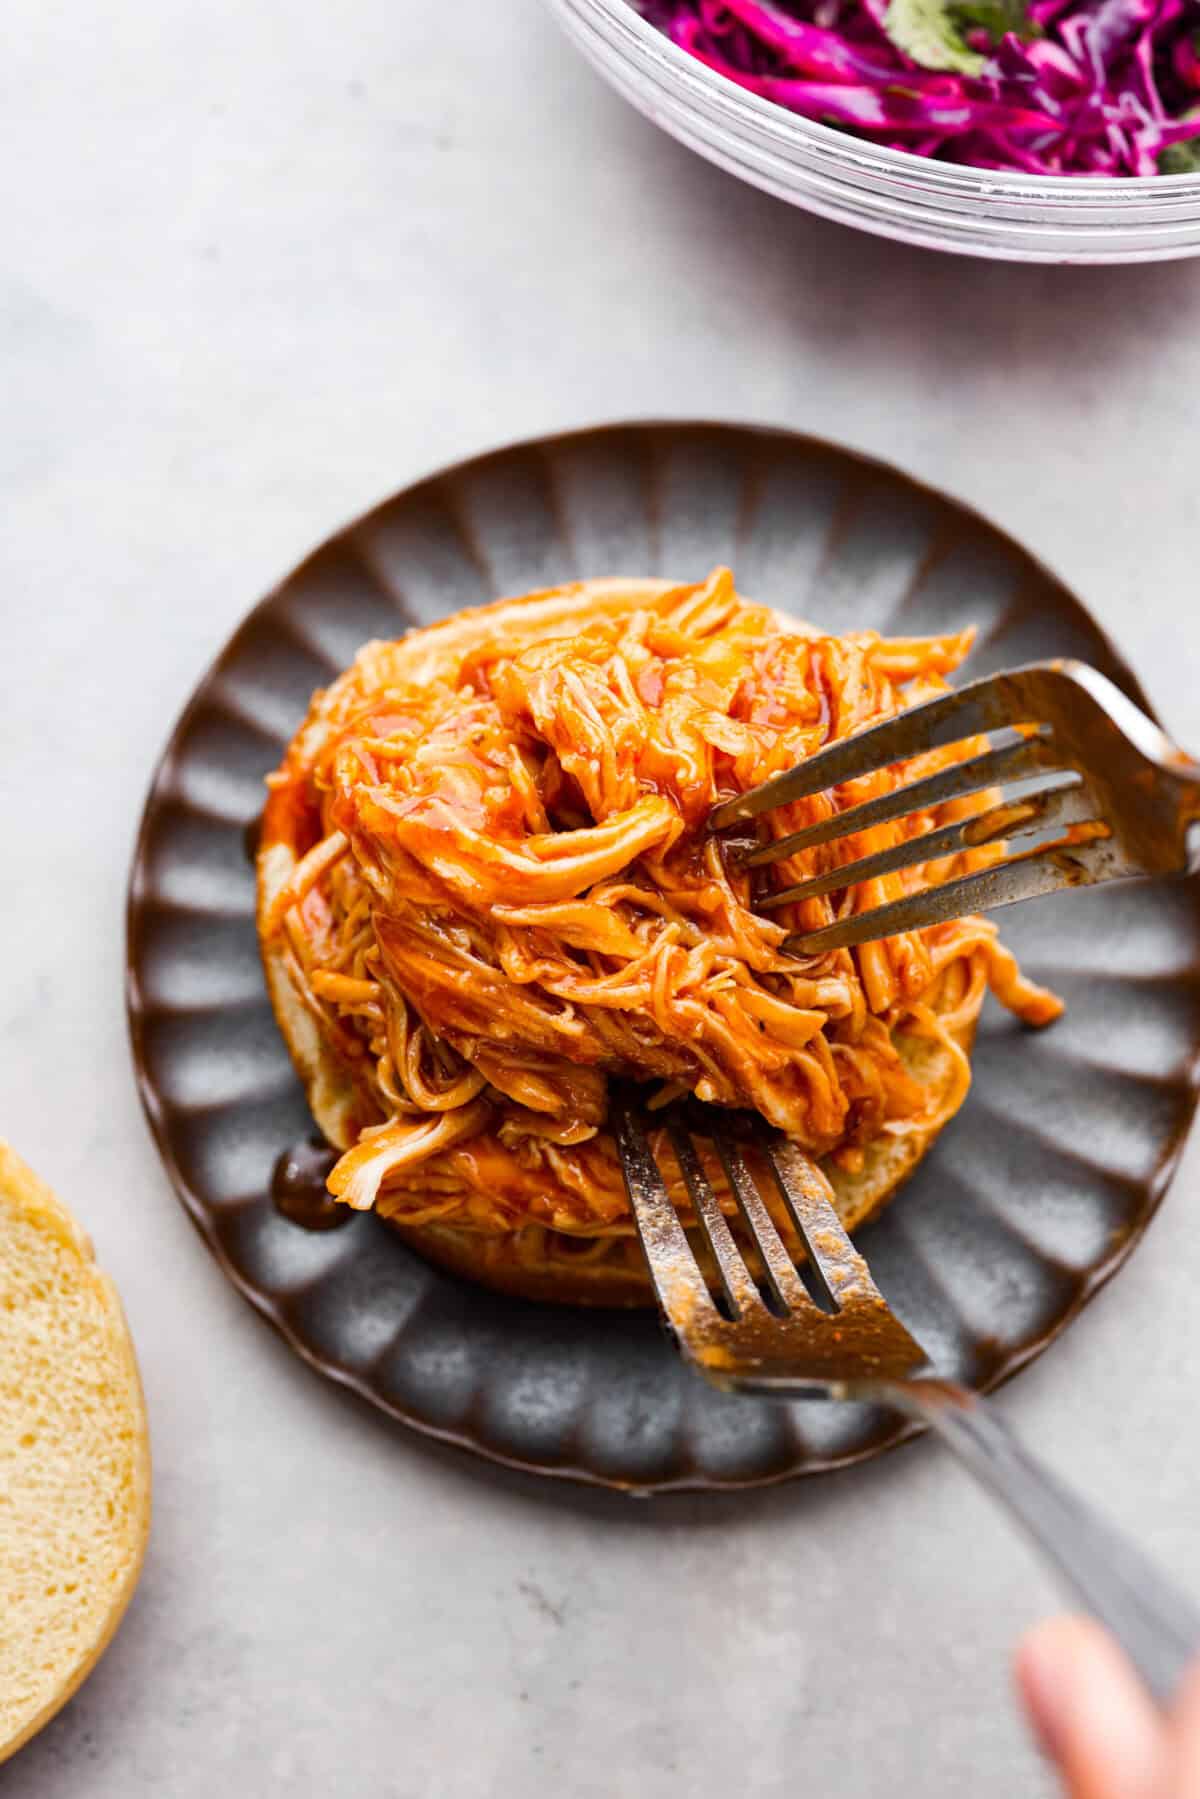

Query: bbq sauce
[271,1139,349,1231]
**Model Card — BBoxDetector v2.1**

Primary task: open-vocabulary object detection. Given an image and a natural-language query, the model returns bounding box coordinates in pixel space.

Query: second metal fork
[709,659,1200,955]
[613,1093,1200,1705]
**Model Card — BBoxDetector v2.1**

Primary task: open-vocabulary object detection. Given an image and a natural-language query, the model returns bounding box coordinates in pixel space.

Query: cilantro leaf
[1159,115,1200,176]
[883,0,1033,75]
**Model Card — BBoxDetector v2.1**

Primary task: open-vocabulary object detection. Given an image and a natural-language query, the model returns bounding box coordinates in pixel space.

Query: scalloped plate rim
[124,418,1200,1494]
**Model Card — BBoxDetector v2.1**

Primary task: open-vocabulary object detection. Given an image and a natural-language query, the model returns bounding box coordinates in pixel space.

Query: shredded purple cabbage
[637,0,1200,173]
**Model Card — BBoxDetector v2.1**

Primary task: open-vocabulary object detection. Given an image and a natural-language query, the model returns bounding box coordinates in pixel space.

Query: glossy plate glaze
[126,422,1200,1492]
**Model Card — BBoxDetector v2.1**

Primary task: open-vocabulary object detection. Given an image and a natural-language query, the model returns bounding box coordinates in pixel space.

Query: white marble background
[4,1,1200,1793]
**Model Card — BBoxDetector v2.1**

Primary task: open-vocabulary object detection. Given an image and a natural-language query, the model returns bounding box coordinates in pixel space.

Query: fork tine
[784,832,1132,955]
[666,1119,762,1317]
[705,1115,814,1314]
[759,778,1096,910]
[757,1132,929,1368]
[709,668,1039,828]
[611,1095,716,1327]
[739,734,1056,869]
[756,1132,881,1306]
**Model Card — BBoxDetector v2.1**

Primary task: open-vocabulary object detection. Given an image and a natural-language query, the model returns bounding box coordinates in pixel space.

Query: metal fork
[709,659,1200,955]
[612,1094,1200,1704]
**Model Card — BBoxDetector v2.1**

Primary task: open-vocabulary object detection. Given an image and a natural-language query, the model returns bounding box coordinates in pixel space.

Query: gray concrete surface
[4,1,1200,1793]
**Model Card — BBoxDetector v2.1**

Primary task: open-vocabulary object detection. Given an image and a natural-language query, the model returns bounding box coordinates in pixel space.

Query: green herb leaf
[883,0,1033,75]
[1159,140,1200,175]
[1159,112,1200,176]
[883,0,984,74]
[952,0,1033,40]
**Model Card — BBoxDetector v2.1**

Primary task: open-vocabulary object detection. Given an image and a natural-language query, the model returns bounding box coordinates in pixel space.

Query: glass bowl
[547,0,1200,262]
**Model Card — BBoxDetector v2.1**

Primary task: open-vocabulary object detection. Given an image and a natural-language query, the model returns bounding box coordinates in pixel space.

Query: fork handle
[893,1379,1200,1706]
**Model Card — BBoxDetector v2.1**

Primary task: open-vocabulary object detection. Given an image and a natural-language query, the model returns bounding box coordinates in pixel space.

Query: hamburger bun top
[0,1142,151,1762]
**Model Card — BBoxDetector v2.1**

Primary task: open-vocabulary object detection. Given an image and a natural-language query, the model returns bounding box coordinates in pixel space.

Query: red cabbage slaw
[637,0,1200,174]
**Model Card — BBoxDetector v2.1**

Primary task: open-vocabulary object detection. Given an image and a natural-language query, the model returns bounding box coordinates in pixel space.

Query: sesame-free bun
[0,1142,151,1763]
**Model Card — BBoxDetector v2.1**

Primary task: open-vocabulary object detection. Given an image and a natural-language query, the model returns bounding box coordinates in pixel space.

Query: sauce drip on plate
[271,1139,348,1231]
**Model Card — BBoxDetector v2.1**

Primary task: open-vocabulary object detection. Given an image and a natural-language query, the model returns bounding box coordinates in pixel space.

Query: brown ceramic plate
[126,421,1200,1492]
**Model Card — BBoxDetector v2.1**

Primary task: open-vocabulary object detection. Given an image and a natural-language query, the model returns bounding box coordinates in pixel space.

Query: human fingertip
[1015,1615,1088,1761]
[1015,1615,1164,1795]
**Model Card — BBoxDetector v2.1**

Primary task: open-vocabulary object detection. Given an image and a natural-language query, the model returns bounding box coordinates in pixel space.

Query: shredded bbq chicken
[261,570,1059,1239]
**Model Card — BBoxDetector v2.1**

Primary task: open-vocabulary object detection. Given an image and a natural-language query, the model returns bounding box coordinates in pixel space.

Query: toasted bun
[0,1143,151,1763]
[825,1023,975,1234]
[259,814,973,1305]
